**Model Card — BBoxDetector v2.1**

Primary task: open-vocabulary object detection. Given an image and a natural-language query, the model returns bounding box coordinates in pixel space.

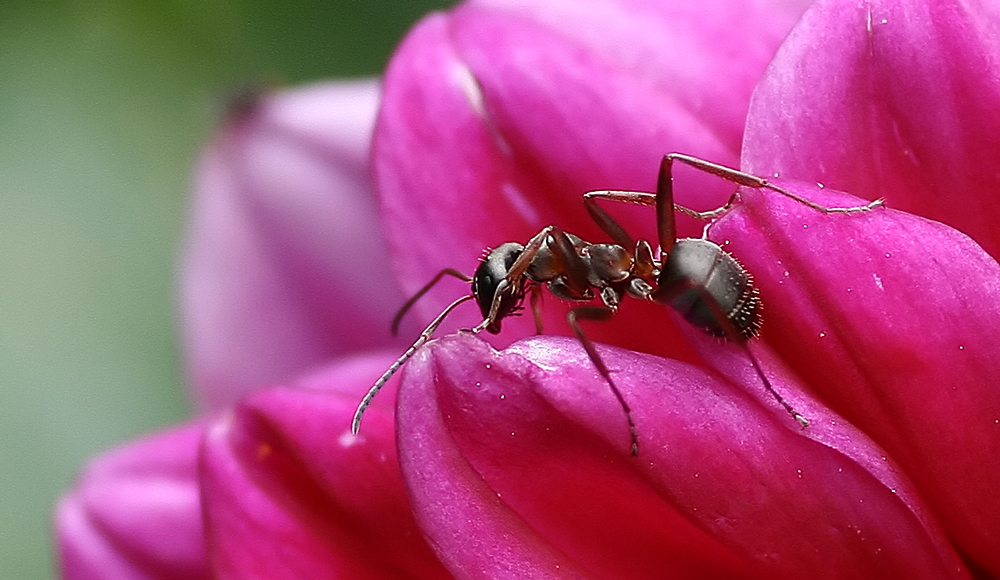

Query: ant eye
[473,242,524,331]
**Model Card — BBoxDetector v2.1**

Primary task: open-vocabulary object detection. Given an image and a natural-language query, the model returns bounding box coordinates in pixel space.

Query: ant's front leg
[470,228,555,334]
[476,225,590,333]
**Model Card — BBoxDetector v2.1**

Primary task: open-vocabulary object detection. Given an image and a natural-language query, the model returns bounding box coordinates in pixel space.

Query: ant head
[473,242,526,334]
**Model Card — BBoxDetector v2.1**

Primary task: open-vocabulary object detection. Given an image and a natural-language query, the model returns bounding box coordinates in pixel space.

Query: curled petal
[375,0,809,355]
[396,333,968,579]
[198,353,449,579]
[181,79,408,411]
[709,181,1000,575]
[55,423,209,580]
[743,0,1000,257]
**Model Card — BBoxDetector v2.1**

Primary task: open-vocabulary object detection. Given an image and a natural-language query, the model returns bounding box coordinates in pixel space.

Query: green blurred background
[0,1,448,577]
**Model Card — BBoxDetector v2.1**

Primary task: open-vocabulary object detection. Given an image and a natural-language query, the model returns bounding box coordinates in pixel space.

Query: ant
[351,153,883,455]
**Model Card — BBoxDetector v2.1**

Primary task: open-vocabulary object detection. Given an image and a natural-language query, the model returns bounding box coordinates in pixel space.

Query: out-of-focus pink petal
[396,333,968,580]
[709,182,1000,574]
[198,353,449,579]
[374,1,809,358]
[55,423,209,580]
[181,79,409,412]
[743,0,1000,257]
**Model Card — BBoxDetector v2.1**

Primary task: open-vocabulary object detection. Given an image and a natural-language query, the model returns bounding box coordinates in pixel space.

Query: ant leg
[582,190,645,249]
[586,190,733,221]
[392,268,472,335]
[665,269,809,428]
[583,190,732,255]
[353,294,476,434]
[664,153,884,214]
[744,344,809,428]
[566,305,639,456]
[506,225,591,297]
[544,227,594,295]
[654,155,680,253]
[763,181,884,214]
[610,154,732,255]
[474,226,575,333]
[530,285,544,334]
[657,244,807,427]
[665,153,766,188]
[504,226,555,283]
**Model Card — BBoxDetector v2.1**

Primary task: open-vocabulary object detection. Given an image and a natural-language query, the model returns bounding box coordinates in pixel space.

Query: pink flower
[198,355,449,579]
[743,0,1000,259]
[375,0,812,358]
[739,0,1000,572]
[377,0,999,576]
[55,0,1000,578]
[180,80,410,412]
[54,423,210,580]
[56,79,431,579]
[397,334,965,578]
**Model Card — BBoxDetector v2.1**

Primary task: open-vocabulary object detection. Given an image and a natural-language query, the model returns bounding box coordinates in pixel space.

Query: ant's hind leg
[662,270,808,429]
[583,189,730,253]
[582,190,648,250]
[664,153,884,214]
[664,153,768,189]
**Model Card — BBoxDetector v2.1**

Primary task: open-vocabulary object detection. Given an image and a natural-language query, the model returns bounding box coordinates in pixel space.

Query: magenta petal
[181,80,408,411]
[55,423,209,580]
[198,354,449,579]
[396,334,968,579]
[743,0,1000,257]
[466,0,811,154]
[374,1,809,355]
[710,182,1000,574]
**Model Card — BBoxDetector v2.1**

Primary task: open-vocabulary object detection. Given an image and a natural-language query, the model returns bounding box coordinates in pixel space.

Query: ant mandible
[351,153,883,456]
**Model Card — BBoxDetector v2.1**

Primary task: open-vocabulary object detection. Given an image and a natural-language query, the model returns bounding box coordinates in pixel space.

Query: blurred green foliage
[0,1,449,577]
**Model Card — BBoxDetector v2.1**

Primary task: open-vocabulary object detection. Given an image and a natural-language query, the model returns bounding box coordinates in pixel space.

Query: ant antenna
[391,269,472,335]
[352,294,475,435]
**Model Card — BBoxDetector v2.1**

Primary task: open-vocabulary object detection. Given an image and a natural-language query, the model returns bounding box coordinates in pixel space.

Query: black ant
[351,153,883,455]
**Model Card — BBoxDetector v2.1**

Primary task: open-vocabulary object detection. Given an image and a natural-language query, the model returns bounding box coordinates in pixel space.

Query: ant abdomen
[656,238,761,341]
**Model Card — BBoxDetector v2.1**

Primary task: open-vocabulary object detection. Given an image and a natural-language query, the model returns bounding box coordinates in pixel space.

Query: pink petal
[743,0,1000,257]
[55,423,209,580]
[181,80,409,411]
[374,0,809,358]
[396,333,968,579]
[198,353,449,579]
[709,181,1000,575]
